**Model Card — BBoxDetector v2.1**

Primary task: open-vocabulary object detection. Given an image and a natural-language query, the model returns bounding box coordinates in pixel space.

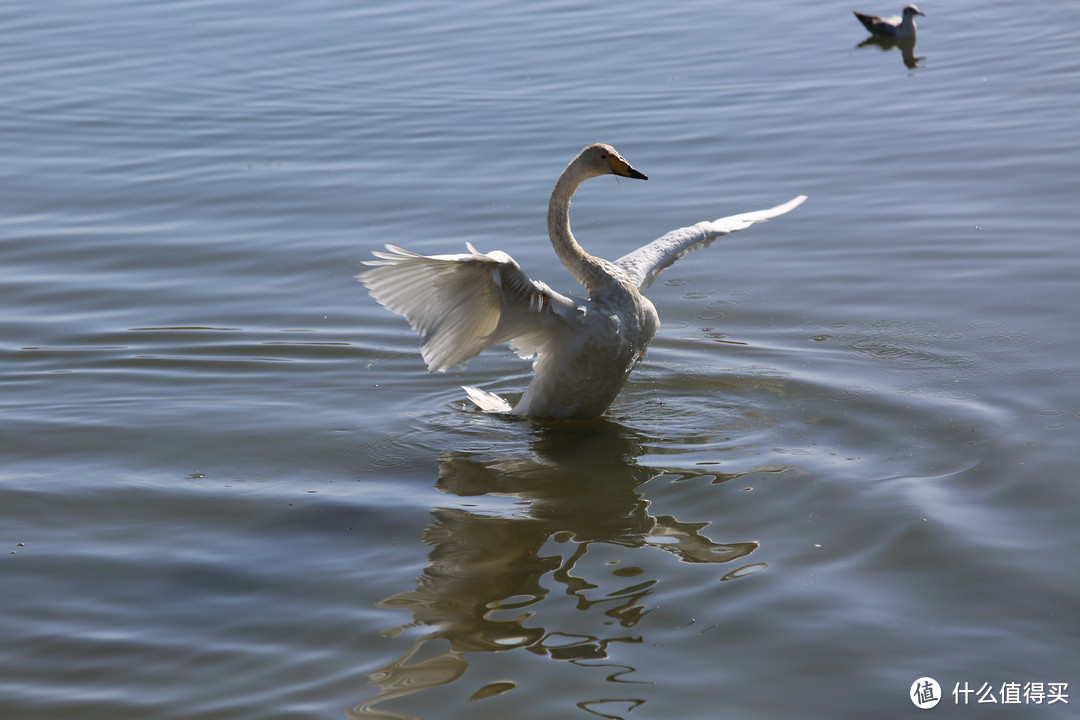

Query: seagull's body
[360,143,805,419]
[853,4,924,37]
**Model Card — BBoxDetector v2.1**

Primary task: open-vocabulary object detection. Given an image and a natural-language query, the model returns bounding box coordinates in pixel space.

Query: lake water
[2,0,1078,717]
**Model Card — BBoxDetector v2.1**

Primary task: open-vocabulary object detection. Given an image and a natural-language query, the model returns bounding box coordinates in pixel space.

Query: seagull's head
[579,143,648,182]
[903,5,925,17]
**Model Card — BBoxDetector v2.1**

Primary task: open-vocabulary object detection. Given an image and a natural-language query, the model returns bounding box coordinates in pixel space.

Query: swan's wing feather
[358,244,579,372]
[613,195,806,290]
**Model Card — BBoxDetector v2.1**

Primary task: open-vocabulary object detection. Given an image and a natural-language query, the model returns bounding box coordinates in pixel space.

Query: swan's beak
[608,156,648,181]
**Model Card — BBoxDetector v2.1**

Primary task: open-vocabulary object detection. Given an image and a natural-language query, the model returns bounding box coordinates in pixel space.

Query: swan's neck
[548,161,611,292]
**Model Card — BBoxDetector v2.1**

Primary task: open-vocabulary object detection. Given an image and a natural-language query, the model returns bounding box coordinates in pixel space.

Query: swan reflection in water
[350,421,790,720]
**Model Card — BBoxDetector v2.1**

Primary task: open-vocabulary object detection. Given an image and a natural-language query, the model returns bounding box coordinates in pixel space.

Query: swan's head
[902,4,924,17]
[578,143,648,181]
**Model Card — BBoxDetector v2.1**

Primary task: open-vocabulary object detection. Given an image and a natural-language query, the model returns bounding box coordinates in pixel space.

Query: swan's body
[360,143,805,419]
[854,4,924,37]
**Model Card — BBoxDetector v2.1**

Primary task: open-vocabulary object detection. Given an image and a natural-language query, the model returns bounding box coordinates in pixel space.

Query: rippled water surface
[2,0,1078,718]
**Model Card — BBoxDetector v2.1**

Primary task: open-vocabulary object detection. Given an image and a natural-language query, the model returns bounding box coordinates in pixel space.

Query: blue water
[2,0,1078,718]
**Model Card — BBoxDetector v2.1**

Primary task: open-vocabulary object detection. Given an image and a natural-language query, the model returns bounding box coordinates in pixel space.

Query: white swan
[853,4,924,38]
[360,143,806,419]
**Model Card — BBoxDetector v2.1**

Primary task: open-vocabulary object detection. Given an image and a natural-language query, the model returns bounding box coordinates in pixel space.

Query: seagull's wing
[358,244,580,372]
[855,10,903,34]
[613,195,806,291]
[854,11,884,32]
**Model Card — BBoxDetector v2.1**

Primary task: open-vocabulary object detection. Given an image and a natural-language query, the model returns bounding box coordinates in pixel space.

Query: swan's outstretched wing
[613,195,806,290]
[358,243,581,372]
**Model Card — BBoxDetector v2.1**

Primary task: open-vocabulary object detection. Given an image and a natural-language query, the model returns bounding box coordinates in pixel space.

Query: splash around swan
[360,144,805,419]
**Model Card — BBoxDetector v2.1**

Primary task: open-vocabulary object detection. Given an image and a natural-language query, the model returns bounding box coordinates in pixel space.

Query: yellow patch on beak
[607,155,648,180]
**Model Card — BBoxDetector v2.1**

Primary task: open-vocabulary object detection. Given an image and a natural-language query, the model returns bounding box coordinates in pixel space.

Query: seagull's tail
[462,386,513,413]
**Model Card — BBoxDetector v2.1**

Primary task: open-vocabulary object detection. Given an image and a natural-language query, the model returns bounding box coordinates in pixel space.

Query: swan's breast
[514,288,658,418]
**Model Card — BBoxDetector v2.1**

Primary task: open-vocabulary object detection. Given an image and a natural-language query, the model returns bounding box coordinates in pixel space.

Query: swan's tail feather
[462,386,514,413]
